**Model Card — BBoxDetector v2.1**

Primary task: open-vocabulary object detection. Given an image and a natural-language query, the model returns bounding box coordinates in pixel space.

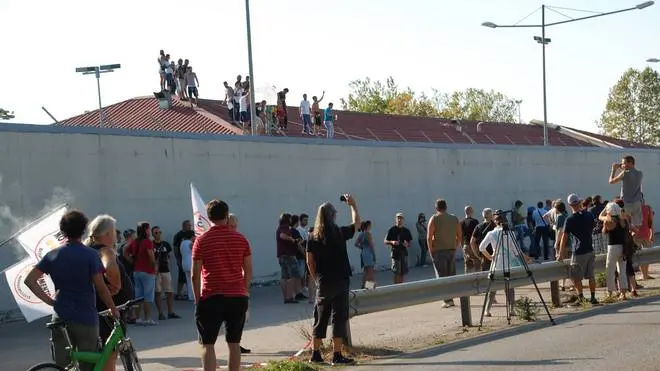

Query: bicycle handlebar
[98,297,145,317]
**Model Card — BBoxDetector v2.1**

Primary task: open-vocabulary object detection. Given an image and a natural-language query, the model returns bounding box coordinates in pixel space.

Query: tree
[436,88,517,123]
[341,77,517,122]
[0,108,14,121]
[598,67,660,145]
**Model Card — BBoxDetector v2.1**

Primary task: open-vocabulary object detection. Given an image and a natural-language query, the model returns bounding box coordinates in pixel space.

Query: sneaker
[158,314,167,321]
[295,293,308,300]
[589,297,599,305]
[240,346,251,354]
[134,319,145,326]
[145,320,158,326]
[168,313,181,319]
[284,299,299,304]
[309,351,324,364]
[332,354,356,366]
[441,301,455,308]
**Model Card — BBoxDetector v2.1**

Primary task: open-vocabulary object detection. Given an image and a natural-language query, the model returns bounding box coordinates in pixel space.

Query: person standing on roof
[324,102,336,139]
[185,67,200,108]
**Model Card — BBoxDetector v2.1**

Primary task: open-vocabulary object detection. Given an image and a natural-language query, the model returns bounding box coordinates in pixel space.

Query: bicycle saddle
[46,319,66,329]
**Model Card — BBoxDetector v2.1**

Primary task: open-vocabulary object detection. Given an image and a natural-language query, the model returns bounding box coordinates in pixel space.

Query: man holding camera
[609,155,644,232]
[306,194,360,366]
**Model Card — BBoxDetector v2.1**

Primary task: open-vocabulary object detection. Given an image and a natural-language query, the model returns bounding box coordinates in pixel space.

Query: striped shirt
[192,224,251,298]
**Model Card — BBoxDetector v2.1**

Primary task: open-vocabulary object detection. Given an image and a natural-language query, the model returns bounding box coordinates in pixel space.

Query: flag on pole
[4,205,67,322]
[190,183,212,236]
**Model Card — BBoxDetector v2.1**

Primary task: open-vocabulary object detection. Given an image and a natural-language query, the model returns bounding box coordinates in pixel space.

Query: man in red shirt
[192,200,252,371]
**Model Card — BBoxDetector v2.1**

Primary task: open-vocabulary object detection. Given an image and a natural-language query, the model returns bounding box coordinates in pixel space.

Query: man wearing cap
[385,212,413,284]
[558,194,598,305]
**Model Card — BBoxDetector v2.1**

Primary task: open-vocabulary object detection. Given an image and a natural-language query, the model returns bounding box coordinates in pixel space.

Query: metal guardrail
[348,247,660,319]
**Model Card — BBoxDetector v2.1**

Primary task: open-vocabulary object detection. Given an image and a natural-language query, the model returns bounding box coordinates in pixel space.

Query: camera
[339,194,347,202]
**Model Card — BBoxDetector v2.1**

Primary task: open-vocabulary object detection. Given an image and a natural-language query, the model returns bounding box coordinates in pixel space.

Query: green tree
[436,88,517,123]
[0,108,15,120]
[598,67,660,145]
[341,77,517,122]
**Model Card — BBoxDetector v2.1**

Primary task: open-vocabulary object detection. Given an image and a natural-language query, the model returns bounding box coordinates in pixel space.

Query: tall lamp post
[245,0,257,136]
[647,58,660,63]
[75,64,121,127]
[482,1,655,146]
[515,99,523,123]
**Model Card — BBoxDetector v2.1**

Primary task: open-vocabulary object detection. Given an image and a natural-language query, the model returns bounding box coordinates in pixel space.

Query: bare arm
[470,235,480,258]
[426,217,435,253]
[306,252,317,279]
[24,268,55,306]
[455,220,463,249]
[598,208,609,222]
[279,232,296,243]
[195,74,199,87]
[348,197,360,230]
[558,230,568,260]
[243,255,252,292]
[93,273,118,317]
[318,91,325,103]
[191,259,203,303]
[99,247,121,295]
[122,245,133,264]
[609,165,625,184]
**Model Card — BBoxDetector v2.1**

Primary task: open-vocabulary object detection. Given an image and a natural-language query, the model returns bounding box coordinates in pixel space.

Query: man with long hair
[306,194,360,365]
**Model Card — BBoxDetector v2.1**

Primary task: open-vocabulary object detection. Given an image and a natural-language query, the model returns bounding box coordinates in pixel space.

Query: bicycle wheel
[119,341,142,371]
[26,363,66,371]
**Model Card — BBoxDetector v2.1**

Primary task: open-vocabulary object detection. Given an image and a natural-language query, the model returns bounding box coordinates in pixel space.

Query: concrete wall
[1,124,658,318]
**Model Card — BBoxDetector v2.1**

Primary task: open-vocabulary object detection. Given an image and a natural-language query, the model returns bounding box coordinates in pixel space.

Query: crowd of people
[158,50,200,107]
[19,154,654,371]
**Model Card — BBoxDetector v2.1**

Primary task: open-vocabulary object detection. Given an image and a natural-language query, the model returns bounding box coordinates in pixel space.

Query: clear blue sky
[2,0,658,132]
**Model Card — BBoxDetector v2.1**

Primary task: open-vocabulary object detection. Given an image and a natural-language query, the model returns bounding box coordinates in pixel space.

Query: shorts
[51,320,99,371]
[570,252,596,281]
[279,255,301,279]
[156,272,173,293]
[312,278,349,339]
[240,111,249,122]
[177,78,186,93]
[133,271,156,303]
[313,113,323,125]
[297,258,307,278]
[188,86,199,97]
[391,256,409,275]
[627,201,643,227]
[195,294,249,345]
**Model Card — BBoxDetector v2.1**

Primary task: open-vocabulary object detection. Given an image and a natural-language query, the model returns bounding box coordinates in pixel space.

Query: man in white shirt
[239,91,249,126]
[300,94,312,135]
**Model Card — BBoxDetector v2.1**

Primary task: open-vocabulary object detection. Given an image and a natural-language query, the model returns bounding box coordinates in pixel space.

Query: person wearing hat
[385,212,413,284]
[558,194,598,305]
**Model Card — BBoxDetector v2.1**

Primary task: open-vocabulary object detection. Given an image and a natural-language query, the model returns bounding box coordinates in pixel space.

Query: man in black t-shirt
[306,195,359,366]
[153,226,181,320]
[460,206,480,273]
[470,208,496,271]
[172,220,193,300]
[559,194,598,305]
[385,213,413,284]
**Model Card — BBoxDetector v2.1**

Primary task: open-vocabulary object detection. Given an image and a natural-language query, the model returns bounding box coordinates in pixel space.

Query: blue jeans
[532,226,551,260]
[514,225,529,253]
[325,121,334,138]
[302,114,312,132]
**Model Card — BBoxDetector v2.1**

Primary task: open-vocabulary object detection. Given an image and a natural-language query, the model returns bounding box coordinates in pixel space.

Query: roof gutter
[528,119,623,149]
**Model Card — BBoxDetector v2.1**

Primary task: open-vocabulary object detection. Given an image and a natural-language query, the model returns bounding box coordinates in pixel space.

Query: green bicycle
[27,298,144,371]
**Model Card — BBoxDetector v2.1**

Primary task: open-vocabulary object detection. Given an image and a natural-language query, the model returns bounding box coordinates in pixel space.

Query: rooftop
[54,96,656,149]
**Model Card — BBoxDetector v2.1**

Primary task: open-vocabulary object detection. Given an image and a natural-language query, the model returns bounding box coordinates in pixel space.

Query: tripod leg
[478,275,495,330]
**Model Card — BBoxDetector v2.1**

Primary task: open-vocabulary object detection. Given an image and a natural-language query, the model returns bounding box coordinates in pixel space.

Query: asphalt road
[353,296,660,371]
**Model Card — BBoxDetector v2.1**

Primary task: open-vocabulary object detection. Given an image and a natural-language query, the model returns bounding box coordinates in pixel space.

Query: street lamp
[75,64,121,127]
[245,0,257,136]
[647,58,660,63]
[514,99,523,123]
[482,1,655,146]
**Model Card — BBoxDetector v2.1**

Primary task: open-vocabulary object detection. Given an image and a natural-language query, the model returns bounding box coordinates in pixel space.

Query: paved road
[353,296,660,371]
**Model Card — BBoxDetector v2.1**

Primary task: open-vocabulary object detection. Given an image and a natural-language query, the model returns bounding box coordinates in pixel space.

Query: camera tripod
[477,218,555,329]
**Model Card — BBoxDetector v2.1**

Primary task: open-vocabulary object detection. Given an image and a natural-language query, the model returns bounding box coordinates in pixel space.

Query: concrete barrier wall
[0,124,658,317]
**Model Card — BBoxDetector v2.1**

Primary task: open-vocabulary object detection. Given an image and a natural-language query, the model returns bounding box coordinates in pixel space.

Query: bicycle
[27,297,145,371]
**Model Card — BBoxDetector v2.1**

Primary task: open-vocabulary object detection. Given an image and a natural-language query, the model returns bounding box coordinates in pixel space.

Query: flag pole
[0,204,68,250]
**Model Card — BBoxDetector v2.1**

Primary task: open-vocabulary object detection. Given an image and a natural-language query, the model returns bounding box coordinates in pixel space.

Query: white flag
[5,258,56,322]
[17,205,68,262]
[191,183,212,236]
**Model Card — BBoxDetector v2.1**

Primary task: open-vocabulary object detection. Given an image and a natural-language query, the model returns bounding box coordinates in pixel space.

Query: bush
[596,271,607,288]
[514,296,540,321]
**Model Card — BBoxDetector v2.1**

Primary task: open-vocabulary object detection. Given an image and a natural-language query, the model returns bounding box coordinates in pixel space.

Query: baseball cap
[395,212,404,218]
[567,194,581,206]
[605,202,622,216]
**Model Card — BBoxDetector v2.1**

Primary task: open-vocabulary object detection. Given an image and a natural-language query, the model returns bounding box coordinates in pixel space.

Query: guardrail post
[550,281,561,307]
[344,320,353,347]
[459,296,472,326]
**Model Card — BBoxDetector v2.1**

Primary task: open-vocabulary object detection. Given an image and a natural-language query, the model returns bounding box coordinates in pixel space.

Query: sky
[1,0,659,132]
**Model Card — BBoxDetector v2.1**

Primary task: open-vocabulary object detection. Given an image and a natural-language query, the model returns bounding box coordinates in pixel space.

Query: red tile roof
[566,127,657,149]
[56,96,656,149]
[55,96,242,136]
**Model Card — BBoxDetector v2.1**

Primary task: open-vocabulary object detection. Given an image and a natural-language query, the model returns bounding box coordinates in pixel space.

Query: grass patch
[513,296,540,321]
[245,360,320,371]
[596,271,607,288]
